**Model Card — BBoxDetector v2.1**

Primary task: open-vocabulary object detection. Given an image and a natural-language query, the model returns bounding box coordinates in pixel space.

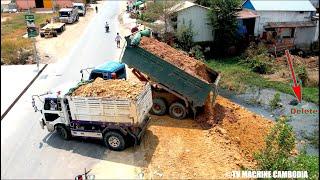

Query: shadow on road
[41,128,159,168]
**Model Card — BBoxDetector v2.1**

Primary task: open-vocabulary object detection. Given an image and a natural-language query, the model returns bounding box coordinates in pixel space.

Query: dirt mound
[71,78,145,100]
[142,115,255,179]
[140,37,212,83]
[212,96,274,159]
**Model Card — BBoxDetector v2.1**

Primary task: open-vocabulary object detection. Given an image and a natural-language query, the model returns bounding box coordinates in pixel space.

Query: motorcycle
[75,168,95,180]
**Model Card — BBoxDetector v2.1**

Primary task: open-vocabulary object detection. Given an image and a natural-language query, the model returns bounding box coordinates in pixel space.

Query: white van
[73,3,86,16]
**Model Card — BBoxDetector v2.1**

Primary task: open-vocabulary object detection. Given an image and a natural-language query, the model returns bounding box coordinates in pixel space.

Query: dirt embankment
[140,96,273,178]
[71,77,145,100]
[140,37,213,83]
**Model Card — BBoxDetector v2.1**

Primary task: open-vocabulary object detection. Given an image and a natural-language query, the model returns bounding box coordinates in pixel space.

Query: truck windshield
[75,6,83,10]
[59,11,70,17]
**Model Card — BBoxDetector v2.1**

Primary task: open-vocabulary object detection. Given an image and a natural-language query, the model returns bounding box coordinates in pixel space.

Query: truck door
[43,98,66,125]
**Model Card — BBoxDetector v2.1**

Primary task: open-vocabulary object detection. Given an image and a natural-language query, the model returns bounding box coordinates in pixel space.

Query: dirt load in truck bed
[140,37,213,83]
[71,78,145,100]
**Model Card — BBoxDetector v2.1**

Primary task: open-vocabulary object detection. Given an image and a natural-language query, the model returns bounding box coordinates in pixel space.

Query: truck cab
[73,3,86,16]
[81,61,127,81]
[59,8,79,24]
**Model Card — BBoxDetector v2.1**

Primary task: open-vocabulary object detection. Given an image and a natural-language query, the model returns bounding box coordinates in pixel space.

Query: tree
[207,0,241,56]
[175,20,195,51]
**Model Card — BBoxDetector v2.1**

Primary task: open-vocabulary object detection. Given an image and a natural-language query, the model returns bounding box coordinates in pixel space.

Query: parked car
[59,7,79,24]
[73,3,86,16]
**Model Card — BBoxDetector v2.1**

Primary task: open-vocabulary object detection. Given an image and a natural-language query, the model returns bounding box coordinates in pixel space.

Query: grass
[206,58,319,104]
[1,12,57,65]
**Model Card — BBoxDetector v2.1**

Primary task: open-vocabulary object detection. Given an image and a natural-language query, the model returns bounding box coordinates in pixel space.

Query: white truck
[32,82,153,151]
[73,3,86,16]
[59,7,79,24]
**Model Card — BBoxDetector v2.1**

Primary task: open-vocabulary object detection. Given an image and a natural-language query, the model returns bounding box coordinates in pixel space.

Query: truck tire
[169,102,187,119]
[56,125,70,140]
[40,33,45,38]
[150,98,167,116]
[53,31,57,37]
[104,131,126,151]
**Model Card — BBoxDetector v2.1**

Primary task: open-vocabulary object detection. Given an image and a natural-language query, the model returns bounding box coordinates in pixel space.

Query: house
[242,0,318,50]
[168,1,214,43]
[15,0,84,10]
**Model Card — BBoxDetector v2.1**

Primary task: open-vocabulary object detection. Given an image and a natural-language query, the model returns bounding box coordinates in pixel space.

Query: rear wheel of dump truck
[104,131,126,151]
[169,102,187,119]
[40,33,45,38]
[56,125,71,140]
[150,98,167,116]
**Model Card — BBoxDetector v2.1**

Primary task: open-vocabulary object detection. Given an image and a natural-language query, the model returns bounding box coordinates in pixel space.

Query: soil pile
[140,37,212,83]
[71,78,145,100]
[212,96,274,159]
[141,115,255,179]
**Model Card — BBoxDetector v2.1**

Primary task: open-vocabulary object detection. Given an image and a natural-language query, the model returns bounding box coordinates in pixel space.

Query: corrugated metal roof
[237,9,259,19]
[264,21,316,28]
[246,0,316,11]
[168,1,210,14]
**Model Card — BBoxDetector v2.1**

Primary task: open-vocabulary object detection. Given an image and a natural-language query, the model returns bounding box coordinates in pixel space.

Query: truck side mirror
[32,98,38,112]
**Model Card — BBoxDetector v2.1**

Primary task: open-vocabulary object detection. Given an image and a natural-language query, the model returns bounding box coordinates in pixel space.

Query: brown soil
[140,95,274,178]
[213,96,274,159]
[140,37,212,83]
[71,77,145,100]
[142,115,255,179]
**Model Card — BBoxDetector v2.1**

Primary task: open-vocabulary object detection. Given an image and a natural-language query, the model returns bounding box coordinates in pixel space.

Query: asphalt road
[1,1,127,178]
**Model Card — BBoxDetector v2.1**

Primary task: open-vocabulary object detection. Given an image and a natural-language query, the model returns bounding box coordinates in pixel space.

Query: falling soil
[140,37,213,83]
[71,77,145,100]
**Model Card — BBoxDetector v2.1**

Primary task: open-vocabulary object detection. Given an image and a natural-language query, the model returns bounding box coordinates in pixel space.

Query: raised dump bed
[121,36,220,119]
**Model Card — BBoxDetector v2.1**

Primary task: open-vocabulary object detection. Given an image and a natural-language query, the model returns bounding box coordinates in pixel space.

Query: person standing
[95,6,98,13]
[115,33,122,48]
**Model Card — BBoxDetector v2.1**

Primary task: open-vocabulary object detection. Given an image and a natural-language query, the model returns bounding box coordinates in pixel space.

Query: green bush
[175,20,195,51]
[190,45,204,60]
[269,92,281,110]
[1,38,32,65]
[254,117,295,171]
[295,65,308,86]
[241,43,273,74]
[254,117,319,179]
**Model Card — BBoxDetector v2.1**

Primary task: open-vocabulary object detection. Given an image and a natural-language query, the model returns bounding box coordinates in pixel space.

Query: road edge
[1,64,48,121]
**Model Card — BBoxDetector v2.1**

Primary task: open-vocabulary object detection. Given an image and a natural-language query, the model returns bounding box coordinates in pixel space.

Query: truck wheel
[40,33,45,38]
[169,102,187,119]
[104,131,125,151]
[150,98,166,116]
[56,125,70,140]
[53,31,57,37]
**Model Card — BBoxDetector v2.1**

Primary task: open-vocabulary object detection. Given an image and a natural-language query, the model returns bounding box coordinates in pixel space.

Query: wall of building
[295,26,317,49]
[253,11,313,35]
[16,0,74,10]
[177,6,214,42]
[16,0,36,10]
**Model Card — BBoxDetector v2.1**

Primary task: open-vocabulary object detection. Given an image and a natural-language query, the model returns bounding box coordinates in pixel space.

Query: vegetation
[269,92,281,110]
[174,20,194,51]
[302,129,319,149]
[206,58,319,104]
[207,0,241,56]
[254,117,319,179]
[240,43,273,74]
[1,13,56,65]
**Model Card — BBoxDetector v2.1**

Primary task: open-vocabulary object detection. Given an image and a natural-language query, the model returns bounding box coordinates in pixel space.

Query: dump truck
[32,80,153,151]
[40,22,66,38]
[121,32,220,119]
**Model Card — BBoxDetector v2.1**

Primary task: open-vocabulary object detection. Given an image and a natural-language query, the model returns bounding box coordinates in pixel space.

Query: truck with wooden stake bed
[32,80,153,151]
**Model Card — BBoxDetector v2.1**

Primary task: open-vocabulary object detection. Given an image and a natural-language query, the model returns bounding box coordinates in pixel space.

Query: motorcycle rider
[105,21,109,32]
